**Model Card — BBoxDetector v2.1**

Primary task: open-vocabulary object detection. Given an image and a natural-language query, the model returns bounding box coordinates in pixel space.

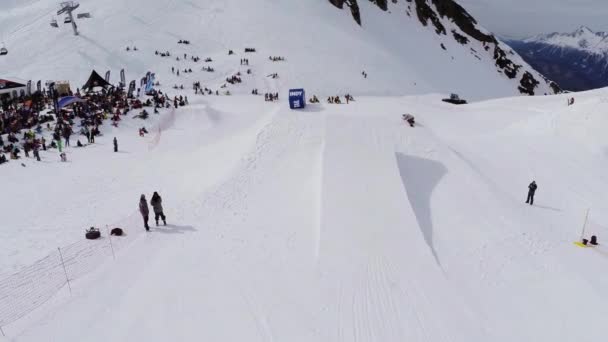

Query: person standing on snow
[150,191,167,226]
[526,181,537,205]
[113,137,118,152]
[139,194,150,231]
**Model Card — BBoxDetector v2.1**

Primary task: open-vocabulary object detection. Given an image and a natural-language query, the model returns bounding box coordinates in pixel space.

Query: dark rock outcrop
[518,71,539,96]
[328,0,361,25]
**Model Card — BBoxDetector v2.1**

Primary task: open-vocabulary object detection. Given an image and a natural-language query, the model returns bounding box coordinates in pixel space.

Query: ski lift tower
[58,1,80,36]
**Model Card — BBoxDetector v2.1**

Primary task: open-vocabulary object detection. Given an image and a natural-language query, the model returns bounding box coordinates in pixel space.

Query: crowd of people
[324,94,354,104]
[265,93,279,102]
[327,96,342,104]
[155,50,172,58]
[0,81,191,166]
[226,74,242,85]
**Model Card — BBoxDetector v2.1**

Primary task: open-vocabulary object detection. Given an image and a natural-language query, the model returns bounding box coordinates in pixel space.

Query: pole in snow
[57,247,72,295]
[580,208,590,243]
[107,225,116,260]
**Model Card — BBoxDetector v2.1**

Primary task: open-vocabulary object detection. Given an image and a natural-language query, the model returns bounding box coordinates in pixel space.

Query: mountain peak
[573,25,594,36]
[523,25,608,55]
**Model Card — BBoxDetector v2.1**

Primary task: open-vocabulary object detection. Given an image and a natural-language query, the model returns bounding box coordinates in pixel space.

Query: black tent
[82,70,112,91]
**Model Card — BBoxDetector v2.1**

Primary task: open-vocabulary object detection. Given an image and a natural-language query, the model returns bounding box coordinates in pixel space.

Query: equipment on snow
[85,227,101,240]
[590,235,598,246]
[442,93,467,105]
[110,228,124,236]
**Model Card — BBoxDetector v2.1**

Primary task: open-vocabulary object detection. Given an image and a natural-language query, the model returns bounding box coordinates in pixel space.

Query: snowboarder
[113,137,118,152]
[150,192,167,226]
[139,194,150,231]
[526,181,537,205]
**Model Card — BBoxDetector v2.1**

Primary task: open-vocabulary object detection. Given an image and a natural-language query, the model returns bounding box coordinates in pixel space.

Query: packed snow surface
[2,90,608,341]
[1,0,608,341]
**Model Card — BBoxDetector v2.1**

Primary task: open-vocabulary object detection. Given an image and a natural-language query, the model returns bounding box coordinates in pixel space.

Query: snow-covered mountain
[524,26,608,55]
[0,0,559,100]
[3,1,608,341]
[507,26,608,91]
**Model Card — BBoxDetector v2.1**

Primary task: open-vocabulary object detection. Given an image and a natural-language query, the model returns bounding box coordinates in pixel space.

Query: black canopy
[0,79,26,90]
[82,70,112,90]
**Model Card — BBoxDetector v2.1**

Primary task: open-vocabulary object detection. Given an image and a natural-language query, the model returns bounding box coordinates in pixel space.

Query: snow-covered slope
[3,89,608,342]
[508,26,608,91]
[0,0,558,100]
[3,1,608,341]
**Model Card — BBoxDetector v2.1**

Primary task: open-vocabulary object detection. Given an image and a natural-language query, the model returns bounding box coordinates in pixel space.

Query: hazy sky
[458,0,608,38]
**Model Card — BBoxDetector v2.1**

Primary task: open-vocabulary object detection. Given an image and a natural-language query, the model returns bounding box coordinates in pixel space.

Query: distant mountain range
[506,26,608,92]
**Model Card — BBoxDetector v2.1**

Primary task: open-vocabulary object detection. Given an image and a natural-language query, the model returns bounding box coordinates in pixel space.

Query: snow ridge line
[148,108,177,150]
[0,211,143,328]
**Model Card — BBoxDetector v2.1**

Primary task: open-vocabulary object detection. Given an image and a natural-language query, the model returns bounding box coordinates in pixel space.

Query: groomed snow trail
[6,91,608,341]
[318,114,482,341]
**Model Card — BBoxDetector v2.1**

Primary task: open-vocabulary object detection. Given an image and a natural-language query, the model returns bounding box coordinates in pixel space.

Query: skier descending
[526,181,537,205]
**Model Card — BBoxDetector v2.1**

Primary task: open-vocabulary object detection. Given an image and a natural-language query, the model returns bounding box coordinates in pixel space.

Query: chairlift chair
[64,16,72,24]
[50,18,59,27]
[0,46,7,56]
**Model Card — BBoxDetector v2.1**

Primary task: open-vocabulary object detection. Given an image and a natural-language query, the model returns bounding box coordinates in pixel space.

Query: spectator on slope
[10,146,19,159]
[139,194,150,231]
[63,126,72,147]
[0,153,7,164]
[33,145,41,161]
[113,137,118,152]
[151,192,167,226]
[526,181,537,205]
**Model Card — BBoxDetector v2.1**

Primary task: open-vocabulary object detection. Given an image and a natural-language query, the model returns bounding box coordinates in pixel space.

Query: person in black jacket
[150,192,167,226]
[526,181,537,205]
[139,194,150,231]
